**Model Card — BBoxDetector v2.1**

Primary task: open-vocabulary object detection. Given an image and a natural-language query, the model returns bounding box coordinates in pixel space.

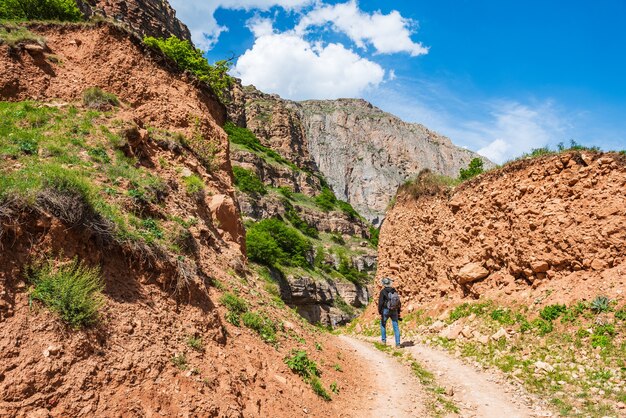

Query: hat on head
[381,277,392,286]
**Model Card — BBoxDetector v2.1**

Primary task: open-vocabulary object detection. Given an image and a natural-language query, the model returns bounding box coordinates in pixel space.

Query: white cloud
[295,1,428,56]
[233,27,386,100]
[365,81,572,164]
[247,15,275,37]
[470,102,568,163]
[169,0,314,49]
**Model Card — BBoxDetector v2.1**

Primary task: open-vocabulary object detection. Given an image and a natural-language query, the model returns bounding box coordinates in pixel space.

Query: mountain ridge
[228,82,492,225]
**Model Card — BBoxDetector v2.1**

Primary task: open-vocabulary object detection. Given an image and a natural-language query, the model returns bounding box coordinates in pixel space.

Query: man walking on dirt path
[378,277,401,347]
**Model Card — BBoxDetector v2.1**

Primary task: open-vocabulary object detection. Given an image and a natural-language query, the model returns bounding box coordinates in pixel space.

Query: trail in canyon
[337,335,550,418]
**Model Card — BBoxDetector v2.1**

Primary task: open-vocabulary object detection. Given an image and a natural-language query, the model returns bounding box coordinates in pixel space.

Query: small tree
[0,0,82,21]
[459,158,484,181]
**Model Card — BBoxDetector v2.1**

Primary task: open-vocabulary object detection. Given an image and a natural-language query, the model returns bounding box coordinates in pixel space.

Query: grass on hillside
[27,258,105,328]
[285,349,332,401]
[401,298,626,417]
[0,100,221,267]
[0,24,45,47]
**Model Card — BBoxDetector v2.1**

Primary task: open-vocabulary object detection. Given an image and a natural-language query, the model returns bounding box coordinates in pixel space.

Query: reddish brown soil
[0,211,372,417]
[0,22,229,182]
[0,22,373,417]
[375,151,626,315]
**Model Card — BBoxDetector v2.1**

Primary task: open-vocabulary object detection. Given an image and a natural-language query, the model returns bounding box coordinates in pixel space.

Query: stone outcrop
[227,84,492,225]
[228,83,314,170]
[80,0,192,42]
[376,151,626,311]
[276,271,370,326]
[232,147,321,196]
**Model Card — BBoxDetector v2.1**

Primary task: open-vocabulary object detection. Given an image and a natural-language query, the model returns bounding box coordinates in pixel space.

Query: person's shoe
[381,340,386,345]
[396,344,402,348]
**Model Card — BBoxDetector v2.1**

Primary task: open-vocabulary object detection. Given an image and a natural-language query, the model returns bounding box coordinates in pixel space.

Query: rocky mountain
[298,99,492,224]
[228,83,491,225]
[376,151,626,312]
[80,0,191,41]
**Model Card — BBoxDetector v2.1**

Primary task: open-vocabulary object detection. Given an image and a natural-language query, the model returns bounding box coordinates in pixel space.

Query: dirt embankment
[377,151,626,313]
[0,23,368,417]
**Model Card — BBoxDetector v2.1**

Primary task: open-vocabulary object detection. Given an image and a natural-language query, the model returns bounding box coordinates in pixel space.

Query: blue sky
[169,0,626,163]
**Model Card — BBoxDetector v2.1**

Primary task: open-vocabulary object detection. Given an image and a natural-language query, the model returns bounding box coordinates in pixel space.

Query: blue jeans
[380,309,400,346]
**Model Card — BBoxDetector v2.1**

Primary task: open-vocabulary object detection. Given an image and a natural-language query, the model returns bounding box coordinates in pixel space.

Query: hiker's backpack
[386,290,401,311]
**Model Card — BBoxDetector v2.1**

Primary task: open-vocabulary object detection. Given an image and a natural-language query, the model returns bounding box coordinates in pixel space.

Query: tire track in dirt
[337,336,551,418]
[335,336,428,417]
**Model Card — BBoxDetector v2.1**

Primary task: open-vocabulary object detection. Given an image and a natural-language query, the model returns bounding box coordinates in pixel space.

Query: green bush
[283,200,318,238]
[310,377,331,401]
[183,174,204,196]
[143,36,232,100]
[590,334,611,348]
[615,308,626,321]
[224,122,300,170]
[330,233,345,245]
[171,353,187,370]
[82,87,119,110]
[459,158,484,181]
[337,253,367,284]
[490,308,515,325]
[449,302,491,322]
[532,318,554,336]
[246,218,311,267]
[522,140,600,160]
[539,304,567,321]
[368,226,379,247]
[27,258,105,328]
[232,166,266,195]
[561,301,587,323]
[337,200,359,219]
[590,296,611,313]
[285,349,320,379]
[315,187,337,211]
[242,311,277,344]
[220,292,248,326]
[186,335,203,351]
[0,0,82,21]
[277,186,293,199]
[88,146,110,163]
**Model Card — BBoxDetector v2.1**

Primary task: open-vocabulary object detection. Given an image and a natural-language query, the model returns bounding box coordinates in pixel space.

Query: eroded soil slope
[377,151,626,312]
[0,23,368,417]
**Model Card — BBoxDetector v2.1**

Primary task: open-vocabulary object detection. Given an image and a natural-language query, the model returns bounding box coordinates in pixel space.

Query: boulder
[429,320,446,332]
[491,327,508,341]
[530,261,550,273]
[208,194,245,251]
[457,263,489,284]
[461,325,473,339]
[439,323,463,340]
[534,361,554,373]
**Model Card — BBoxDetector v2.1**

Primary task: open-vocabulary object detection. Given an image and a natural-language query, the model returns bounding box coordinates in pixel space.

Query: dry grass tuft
[398,169,458,200]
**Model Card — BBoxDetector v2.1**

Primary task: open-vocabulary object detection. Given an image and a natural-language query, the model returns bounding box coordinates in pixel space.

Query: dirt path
[403,343,546,418]
[337,336,549,418]
[337,336,429,417]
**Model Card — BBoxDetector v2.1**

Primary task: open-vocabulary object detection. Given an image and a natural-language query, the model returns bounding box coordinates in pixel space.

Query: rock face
[298,99,492,224]
[80,0,192,42]
[377,152,626,310]
[228,84,491,225]
[228,83,314,170]
[276,270,369,326]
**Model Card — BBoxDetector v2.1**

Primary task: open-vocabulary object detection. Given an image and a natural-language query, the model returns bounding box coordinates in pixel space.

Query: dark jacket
[378,286,401,315]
